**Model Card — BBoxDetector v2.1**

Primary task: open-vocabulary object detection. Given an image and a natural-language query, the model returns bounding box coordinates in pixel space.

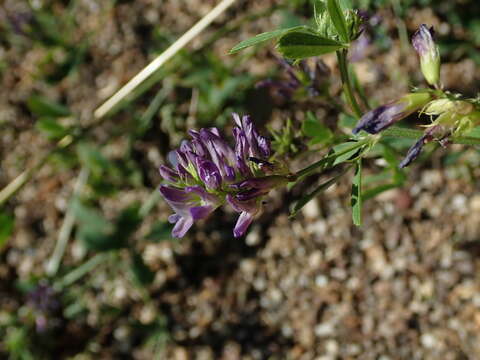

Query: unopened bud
[353,92,431,134]
[412,25,441,86]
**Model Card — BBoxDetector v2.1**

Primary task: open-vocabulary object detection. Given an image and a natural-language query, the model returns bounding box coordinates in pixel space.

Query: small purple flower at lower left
[159,113,290,238]
[27,282,61,333]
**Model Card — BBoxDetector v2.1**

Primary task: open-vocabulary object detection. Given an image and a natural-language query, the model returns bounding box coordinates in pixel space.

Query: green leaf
[27,95,71,117]
[326,0,349,43]
[277,31,345,59]
[131,253,155,286]
[0,211,14,249]
[229,26,306,54]
[77,143,111,176]
[302,112,332,145]
[79,231,120,252]
[339,113,357,128]
[351,159,362,226]
[71,199,118,251]
[332,142,363,165]
[71,198,111,233]
[363,183,398,202]
[114,205,143,241]
[291,166,350,217]
[35,117,69,140]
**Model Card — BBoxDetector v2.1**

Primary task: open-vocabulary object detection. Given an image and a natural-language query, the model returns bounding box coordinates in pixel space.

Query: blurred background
[1,0,480,358]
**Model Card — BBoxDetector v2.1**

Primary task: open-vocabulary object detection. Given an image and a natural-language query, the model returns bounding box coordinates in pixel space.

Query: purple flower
[412,24,440,86]
[27,283,60,333]
[159,113,289,238]
[353,92,432,134]
[399,125,447,168]
[159,185,221,237]
[256,58,330,100]
[399,135,428,168]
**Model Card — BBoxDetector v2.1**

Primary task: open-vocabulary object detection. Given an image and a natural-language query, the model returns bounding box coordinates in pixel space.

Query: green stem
[294,138,369,179]
[383,126,480,146]
[337,49,363,118]
[350,66,370,110]
[55,253,110,289]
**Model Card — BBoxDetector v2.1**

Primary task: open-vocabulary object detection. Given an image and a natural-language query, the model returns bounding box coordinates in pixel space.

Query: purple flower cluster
[159,114,289,238]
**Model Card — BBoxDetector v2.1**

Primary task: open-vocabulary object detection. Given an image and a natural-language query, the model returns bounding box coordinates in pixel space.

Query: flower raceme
[354,95,480,167]
[159,114,290,238]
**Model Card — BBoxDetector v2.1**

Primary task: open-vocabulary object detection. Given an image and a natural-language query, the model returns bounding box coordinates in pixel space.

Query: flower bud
[412,25,440,86]
[353,92,431,134]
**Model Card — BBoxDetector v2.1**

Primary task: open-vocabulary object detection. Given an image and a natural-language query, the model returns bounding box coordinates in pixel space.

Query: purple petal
[399,135,429,169]
[159,185,192,203]
[199,129,236,171]
[412,24,435,57]
[236,188,267,202]
[208,127,221,137]
[196,159,222,189]
[168,214,180,224]
[232,113,242,127]
[167,151,179,167]
[184,186,221,206]
[159,165,179,183]
[190,205,213,220]
[172,216,194,238]
[233,212,255,238]
[223,164,236,182]
[353,102,407,134]
[226,194,259,213]
[176,164,193,183]
[173,149,189,168]
[257,136,271,158]
[231,176,288,191]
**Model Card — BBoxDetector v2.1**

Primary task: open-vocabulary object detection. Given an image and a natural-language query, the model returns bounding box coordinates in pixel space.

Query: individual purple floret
[399,125,448,168]
[399,134,428,168]
[353,102,408,134]
[353,92,432,135]
[159,113,289,238]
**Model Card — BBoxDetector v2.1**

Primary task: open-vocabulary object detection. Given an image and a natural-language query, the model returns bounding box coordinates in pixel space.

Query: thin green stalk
[350,65,370,110]
[46,167,90,276]
[337,49,363,118]
[294,138,369,179]
[55,253,110,289]
[383,126,480,146]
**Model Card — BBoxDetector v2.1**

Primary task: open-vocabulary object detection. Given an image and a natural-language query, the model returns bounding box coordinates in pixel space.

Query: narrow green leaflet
[351,159,362,226]
[131,253,155,286]
[0,211,14,249]
[277,31,345,60]
[332,141,363,165]
[363,183,398,202]
[291,166,350,217]
[27,95,71,117]
[302,112,333,145]
[229,26,306,54]
[77,143,111,177]
[326,0,349,43]
[35,117,69,140]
